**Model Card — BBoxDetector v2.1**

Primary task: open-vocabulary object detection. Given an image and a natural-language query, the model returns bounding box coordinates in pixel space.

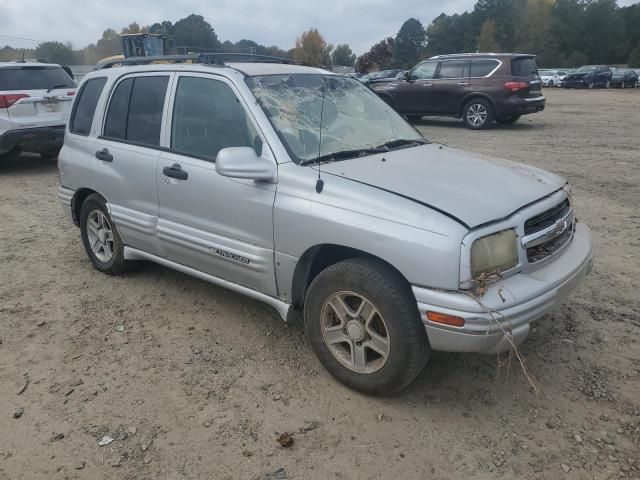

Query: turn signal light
[0,93,29,109]
[426,311,465,327]
[504,81,528,92]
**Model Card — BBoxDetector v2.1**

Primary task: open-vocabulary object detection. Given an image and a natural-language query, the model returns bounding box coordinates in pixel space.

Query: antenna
[315,78,326,194]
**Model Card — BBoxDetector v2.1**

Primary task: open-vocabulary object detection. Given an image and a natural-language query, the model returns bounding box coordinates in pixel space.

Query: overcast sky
[0,0,638,55]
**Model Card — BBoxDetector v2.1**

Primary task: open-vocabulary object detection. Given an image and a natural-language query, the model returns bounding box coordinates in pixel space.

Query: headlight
[470,229,518,278]
[371,83,397,90]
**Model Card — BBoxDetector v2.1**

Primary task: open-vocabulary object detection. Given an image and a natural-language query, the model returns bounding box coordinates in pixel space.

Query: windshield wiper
[46,84,69,93]
[374,138,428,151]
[299,147,389,166]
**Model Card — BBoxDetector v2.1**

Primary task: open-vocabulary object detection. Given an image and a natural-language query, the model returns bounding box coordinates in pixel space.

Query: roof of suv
[0,61,63,69]
[428,53,534,60]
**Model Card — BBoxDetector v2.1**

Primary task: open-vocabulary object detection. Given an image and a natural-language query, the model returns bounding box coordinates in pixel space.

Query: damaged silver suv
[58,56,593,394]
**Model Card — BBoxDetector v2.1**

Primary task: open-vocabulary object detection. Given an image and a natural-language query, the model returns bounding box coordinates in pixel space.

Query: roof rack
[428,52,532,59]
[95,52,294,70]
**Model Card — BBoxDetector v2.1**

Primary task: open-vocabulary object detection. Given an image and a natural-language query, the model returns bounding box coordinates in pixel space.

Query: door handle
[163,163,188,181]
[422,82,433,87]
[95,148,113,162]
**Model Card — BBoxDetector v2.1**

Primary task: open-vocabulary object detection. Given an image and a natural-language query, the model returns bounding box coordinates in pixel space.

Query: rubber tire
[462,98,494,130]
[406,114,423,123]
[587,82,594,89]
[79,194,128,275]
[304,258,429,395]
[548,80,553,87]
[497,114,521,125]
[41,148,61,159]
[604,80,610,89]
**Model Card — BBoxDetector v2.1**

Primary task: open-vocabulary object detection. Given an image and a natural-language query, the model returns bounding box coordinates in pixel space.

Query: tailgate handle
[163,163,188,181]
[95,148,113,163]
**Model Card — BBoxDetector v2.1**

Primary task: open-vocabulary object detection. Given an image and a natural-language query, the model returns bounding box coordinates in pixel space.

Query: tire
[497,114,521,125]
[304,258,429,395]
[635,81,639,88]
[548,80,554,87]
[587,82,594,89]
[79,194,128,275]
[462,98,494,130]
[41,148,61,159]
[604,80,610,89]
[406,115,423,123]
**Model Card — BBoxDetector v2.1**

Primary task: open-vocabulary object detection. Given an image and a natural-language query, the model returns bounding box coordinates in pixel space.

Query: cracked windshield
[246,74,425,164]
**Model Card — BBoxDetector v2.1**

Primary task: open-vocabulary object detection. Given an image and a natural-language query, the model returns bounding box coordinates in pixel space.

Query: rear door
[509,56,543,101]
[392,61,439,114]
[91,72,172,257]
[0,65,76,130]
[431,59,470,114]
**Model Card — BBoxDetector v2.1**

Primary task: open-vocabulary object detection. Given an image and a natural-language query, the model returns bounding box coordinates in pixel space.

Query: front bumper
[0,125,65,154]
[413,222,593,354]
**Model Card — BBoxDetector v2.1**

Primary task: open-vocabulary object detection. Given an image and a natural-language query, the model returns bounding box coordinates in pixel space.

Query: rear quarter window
[511,58,539,77]
[0,66,76,90]
[69,78,107,136]
[470,59,500,77]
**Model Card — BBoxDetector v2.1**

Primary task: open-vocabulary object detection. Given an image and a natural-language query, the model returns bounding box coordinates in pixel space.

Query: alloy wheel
[86,210,115,262]
[466,103,488,127]
[320,291,390,374]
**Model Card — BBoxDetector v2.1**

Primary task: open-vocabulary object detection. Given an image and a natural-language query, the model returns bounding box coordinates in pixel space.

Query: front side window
[69,77,107,136]
[436,61,470,79]
[171,76,258,161]
[411,62,438,80]
[103,76,168,146]
[246,74,425,164]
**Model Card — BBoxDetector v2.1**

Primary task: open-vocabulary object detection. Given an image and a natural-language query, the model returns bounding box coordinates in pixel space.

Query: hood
[567,72,591,79]
[321,143,564,229]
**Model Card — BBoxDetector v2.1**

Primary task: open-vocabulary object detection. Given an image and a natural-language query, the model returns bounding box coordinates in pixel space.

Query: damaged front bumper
[413,222,593,354]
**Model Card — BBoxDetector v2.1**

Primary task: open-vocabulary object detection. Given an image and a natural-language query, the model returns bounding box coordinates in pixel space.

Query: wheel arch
[71,188,102,226]
[458,93,495,117]
[290,243,415,310]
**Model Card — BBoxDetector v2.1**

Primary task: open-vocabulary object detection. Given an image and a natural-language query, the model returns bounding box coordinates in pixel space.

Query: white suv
[0,62,76,158]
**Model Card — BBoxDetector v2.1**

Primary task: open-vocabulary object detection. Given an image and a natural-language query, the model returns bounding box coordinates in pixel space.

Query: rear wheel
[80,194,128,275]
[497,114,521,125]
[462,99,494,130]
[304,258,429,395]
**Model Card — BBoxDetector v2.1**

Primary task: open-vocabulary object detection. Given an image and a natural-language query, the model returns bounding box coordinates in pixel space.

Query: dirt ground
[1,88,639,480]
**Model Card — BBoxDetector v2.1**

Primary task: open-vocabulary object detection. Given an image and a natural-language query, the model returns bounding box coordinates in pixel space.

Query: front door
[392,60,439,114]
[91,73,172,256]
[156,73,278,295]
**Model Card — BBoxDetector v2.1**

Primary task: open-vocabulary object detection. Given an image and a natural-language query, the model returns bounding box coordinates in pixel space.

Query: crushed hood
[321,143,564,229]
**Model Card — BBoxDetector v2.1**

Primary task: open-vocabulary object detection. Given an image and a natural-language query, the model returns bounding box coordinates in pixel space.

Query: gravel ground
[1,88,639,480]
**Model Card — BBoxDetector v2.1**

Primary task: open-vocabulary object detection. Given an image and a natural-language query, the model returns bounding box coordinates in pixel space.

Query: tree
[627,44,640,68]
[394,18,426,68]
[34,41,74,64]
[292,28,333,66]
[121,22,147,35]
[478,19,501,52]
[356,37,395,73]
[425,13,475,57]
[96,29,122,57]
[171,14,219,49]
[331,44,356,66]
[565,50,588,67]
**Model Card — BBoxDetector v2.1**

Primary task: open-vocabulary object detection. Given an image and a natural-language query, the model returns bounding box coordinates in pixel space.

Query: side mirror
[215,147,276,182]
[403,71,411,81]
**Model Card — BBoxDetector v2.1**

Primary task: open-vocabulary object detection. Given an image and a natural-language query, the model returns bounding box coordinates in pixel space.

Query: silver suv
[58,57,593,394]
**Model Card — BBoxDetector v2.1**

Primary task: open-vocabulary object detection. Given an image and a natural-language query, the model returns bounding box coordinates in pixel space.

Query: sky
[0,0,638,55]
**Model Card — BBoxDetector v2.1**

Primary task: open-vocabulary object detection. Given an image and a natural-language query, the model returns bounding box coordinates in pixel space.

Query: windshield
[246,74,425,164]
[575,66,596,73]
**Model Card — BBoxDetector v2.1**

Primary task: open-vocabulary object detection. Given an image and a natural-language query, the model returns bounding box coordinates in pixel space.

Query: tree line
[1,1,638,70]
[358,0,640,71]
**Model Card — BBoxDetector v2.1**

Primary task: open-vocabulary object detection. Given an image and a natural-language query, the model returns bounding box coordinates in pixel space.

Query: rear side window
[436,61,469,79]
[511,57,538,77]
[69,77,107,136]
[470,59,500,77]
[103,76,168,147]
[0,66,76,90]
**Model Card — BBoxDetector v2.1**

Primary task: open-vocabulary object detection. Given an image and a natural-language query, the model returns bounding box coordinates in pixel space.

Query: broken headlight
[470,229,518,278]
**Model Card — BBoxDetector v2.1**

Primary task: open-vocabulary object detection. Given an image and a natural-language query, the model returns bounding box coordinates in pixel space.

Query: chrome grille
[522,199,574,263]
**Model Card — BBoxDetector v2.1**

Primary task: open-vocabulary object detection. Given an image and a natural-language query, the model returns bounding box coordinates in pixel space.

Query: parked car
[368,53,545,129]
[0,61,76,158]
[610,68,639,88]
[58,57,593,394]
[539,69,569,87]
[359,69,404,86]
[563,65,612,89]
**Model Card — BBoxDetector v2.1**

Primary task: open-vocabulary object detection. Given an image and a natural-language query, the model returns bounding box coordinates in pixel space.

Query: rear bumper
[0,125,65,154]
[413,223,593,354]
[495,95,545,118]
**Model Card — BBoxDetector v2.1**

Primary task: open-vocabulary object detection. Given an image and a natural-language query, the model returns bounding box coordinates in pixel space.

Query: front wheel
[604,80,610,89]
[304,258,429,395]
[80,194,128,275]
[548,80,554,87]
[462,99,494,130]
[587,82,594,89]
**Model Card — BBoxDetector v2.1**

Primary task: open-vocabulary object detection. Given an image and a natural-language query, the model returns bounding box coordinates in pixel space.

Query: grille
[524,199,573,263]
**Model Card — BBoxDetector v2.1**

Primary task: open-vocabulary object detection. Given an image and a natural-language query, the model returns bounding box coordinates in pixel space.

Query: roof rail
[428,52,532,59]
[95,52,294,70]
